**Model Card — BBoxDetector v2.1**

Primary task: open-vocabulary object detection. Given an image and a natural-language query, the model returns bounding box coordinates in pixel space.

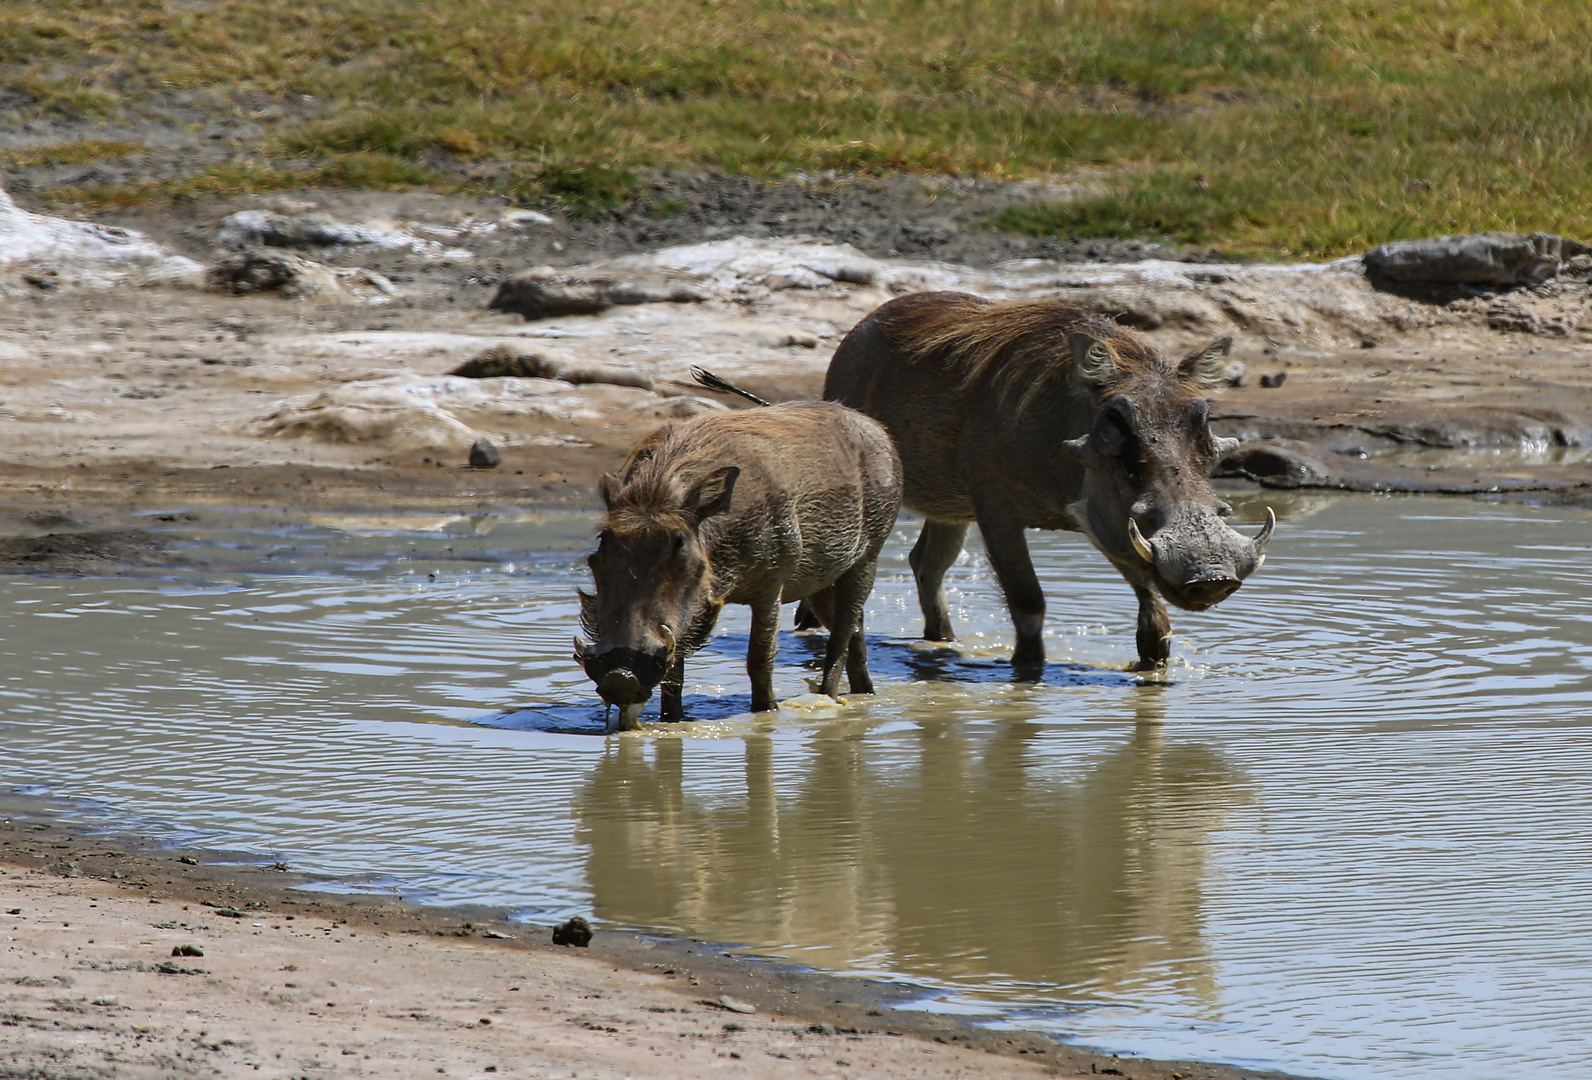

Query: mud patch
[0,529,173,574]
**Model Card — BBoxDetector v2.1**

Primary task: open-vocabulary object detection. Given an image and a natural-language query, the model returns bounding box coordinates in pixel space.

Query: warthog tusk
[1253,506,1277,554]
[573,635,592,662]
[1127,518,1155,563]
[660,623,677,660]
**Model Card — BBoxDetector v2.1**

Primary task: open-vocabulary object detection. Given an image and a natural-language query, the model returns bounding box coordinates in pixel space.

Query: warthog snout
[1128,507,1275,611]
[578,645,669,706]
[598,668,646,706]
[1180,576,1242,608]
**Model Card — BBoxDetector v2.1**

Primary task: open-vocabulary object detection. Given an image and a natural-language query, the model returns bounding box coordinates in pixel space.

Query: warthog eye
[671,530,687,554]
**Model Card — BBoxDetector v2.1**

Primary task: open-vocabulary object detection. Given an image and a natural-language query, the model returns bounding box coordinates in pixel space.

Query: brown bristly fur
[881,296,1175,407]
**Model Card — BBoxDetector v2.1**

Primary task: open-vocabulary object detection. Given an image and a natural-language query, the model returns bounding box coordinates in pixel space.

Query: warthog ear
[598,472,622,509]
[1069,332,1117,386]
[1180,336,1233,389]
[683,465,740,523]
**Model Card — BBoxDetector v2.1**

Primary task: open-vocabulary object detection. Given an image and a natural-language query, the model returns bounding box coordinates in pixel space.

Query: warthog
[575,402,902,732]
[821,291,1273,669]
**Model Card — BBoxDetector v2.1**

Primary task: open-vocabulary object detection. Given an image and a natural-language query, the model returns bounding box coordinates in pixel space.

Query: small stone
[1259,371,1288,388]
[551,916,592,947]
[171,944,204,957]
[47,861,78,877]
[468,438,502,469]
[1221,360,1247,388]
[717,995,757,1014]
[179,855,199,865]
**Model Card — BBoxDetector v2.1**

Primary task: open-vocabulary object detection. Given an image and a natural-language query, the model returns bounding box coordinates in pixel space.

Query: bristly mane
[882,295,1173,407]
[588,424,724,655]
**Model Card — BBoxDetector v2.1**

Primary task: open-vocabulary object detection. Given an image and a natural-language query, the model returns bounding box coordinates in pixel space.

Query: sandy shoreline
[0,804,1295,1080]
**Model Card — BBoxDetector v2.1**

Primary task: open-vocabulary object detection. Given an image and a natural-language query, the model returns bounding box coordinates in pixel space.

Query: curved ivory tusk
[1127,518,1155,563]
[1253,506,1277,553]
[573,635,592,661]
[660,623,677,660]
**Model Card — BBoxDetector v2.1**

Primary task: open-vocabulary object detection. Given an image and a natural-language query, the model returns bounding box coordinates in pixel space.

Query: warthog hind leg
[791,598,823,631]
[909,519,969,642]
[816,559,878,697]
[1133,584,1172,668]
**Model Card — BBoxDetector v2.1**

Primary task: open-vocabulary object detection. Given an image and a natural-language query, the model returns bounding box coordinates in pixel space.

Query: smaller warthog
[575,402,902,733]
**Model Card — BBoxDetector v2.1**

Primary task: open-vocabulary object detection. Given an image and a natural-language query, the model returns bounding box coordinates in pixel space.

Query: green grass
[6,1,1592,256]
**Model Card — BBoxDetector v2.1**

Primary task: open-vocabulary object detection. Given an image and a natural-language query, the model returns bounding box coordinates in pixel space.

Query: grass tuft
[2,139,144,167]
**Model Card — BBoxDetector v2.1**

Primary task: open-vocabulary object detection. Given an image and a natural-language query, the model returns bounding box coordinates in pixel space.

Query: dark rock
[1364,232,1592,289]
[155,961,208,975]
[46,861,78,877]
[217,210,378,248]
[488,271,704,320]
[468,438,502,469]
[1259,371,1288,388]
[1217,441,1334,487]
[171,944,204,957]
[551,916,592,947]
[208,250,301,294]
[451,345,657,392]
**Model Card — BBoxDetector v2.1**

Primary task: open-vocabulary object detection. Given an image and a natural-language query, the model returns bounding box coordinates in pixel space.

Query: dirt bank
[0,805,1295,1080]
[6,182,1592,527]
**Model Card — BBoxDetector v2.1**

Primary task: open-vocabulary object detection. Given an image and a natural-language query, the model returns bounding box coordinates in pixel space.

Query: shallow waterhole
[3,491,1591,1080]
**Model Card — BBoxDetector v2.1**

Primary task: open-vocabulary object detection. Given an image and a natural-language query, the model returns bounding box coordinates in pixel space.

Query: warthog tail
[691,366,771,407]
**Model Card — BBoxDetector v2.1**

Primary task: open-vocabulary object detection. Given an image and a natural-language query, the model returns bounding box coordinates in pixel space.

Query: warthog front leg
[909,519,969,642]
[659,651,686,722]
[1133,584,1172,669]
[747,591,782,713]
[974,506,1046,668]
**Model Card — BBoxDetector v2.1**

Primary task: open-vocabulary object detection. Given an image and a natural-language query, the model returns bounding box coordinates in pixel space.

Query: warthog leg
[909,519,969,643]
[747,592,782,713]
[814,559,878,698]
[974,505,1047,668]
[1133,584,1172,668]
[659,651,686,722]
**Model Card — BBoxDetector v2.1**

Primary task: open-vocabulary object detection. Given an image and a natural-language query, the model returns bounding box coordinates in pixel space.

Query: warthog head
[574,465,739,732]
[1061,332,1273,612]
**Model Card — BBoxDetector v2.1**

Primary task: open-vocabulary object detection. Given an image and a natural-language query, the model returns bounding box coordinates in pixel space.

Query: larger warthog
[575,402,902,733]
[822,291,1273,669]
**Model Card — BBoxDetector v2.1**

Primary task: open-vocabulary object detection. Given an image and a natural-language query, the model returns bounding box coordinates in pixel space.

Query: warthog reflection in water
[820,292,1274,669]
[575,402,901,733]
[575,689,1249,995]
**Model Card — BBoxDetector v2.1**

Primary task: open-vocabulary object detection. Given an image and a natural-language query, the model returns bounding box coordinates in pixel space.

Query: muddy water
[4,494,1592,1079]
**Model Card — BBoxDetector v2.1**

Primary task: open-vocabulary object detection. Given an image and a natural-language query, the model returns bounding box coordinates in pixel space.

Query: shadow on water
[480,630,1140,735]
[571,687,1250,1003]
